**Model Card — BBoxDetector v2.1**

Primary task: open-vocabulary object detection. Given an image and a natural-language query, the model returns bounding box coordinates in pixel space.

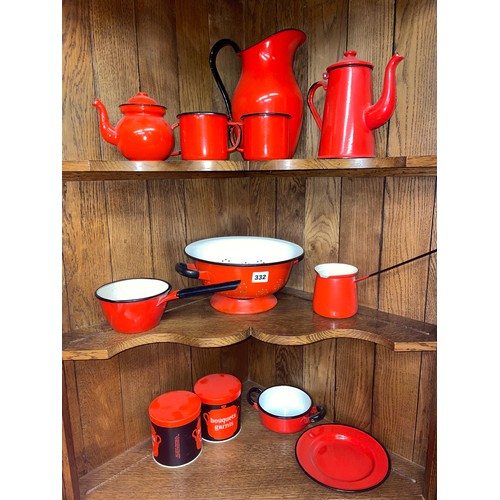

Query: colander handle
[175,262,199,279]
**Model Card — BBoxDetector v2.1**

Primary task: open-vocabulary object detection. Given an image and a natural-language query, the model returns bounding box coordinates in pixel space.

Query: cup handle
[227,122,242,152]
[246,387,263,409]
[309,405,326,423]
[170,122,181,156]
[235,121,244,153]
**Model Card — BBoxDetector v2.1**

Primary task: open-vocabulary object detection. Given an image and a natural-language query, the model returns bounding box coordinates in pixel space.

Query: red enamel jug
[93,92,175,161]
[209,29,306,157]
[308,51,404,158]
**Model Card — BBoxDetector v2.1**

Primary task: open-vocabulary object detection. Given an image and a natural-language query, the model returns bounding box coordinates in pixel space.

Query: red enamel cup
[95,278,240,333]
[247,385,325,434]
[312,263,359,318]
[170,112,241,160]
[236,112,291,160]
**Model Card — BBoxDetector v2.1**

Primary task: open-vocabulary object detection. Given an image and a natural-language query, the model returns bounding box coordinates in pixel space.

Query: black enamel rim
[176,111,228,118]
[294,423,391,493]
[240,112,291,119]
[95,277,171,304]
[255,385,313,420]
[184,238,304,267]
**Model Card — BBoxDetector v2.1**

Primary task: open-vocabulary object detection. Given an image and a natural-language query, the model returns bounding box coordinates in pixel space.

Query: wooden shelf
[62,288,436,360]
[78,380,425,499]
[62,155,436,180]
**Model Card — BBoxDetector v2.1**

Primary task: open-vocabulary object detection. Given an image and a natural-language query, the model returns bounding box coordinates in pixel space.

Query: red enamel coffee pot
[93,92,175,161]
[308,51,404,158]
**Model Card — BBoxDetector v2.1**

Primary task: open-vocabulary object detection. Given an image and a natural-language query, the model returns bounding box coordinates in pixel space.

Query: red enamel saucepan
[95,278,241,334]
[247,385,326,434]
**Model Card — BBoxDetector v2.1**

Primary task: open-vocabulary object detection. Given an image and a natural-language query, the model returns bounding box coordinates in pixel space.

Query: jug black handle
[209,39,241,120]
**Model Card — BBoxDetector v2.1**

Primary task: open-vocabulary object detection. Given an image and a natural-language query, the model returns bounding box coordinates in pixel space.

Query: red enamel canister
[194,374,242,442]
[149,391,202,467]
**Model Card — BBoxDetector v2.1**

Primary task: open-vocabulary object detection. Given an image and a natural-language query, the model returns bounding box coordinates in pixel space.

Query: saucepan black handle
[176,280,241,299]
[309,405,326,423]
[246,387,263,407]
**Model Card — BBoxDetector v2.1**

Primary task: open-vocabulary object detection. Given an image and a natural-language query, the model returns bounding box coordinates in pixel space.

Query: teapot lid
[119,92,166,110]
[326,51,373,71]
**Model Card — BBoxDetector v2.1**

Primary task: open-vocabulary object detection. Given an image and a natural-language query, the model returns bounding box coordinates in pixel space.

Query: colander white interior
[96,278,171,302]
[185,236,304,265]
[259,386,311,417]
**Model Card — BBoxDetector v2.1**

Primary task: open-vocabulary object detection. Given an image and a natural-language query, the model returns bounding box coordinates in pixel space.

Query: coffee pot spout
[92,98,118,145]
[364,53,404,130]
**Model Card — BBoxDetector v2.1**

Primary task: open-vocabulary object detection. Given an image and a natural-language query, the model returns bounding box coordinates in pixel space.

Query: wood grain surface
[62,0,437,493]
[78,382,425,499]
[90,0,139,160]
[62,157,436,181]
[62,0,100,160]
[62,290,436,360]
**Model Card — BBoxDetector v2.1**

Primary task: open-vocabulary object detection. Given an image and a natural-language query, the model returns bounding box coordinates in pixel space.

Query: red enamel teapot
[209,29,306,157]
[308,51,404,158]
[93,92,175,161]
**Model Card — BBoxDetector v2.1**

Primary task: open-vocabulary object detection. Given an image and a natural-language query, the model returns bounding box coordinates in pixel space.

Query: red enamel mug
[312,263,359,319]
[170,112,241,160]
[247,385,325,433]
[236,112,291,160]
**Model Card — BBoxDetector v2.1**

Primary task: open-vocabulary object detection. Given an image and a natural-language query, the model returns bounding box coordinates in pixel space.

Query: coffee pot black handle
[209,39,241,120]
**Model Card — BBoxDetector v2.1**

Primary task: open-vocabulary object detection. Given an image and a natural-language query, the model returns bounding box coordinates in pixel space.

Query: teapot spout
[364,53,404,130]
[93,98,118,145]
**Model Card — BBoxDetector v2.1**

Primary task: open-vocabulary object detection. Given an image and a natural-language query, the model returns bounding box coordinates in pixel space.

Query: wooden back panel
[62,0,437,478]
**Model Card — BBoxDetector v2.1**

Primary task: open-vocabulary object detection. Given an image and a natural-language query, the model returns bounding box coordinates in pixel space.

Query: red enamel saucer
[295,424,390,492]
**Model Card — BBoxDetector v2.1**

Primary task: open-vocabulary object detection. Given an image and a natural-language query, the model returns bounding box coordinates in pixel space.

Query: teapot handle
[209,39,241,120]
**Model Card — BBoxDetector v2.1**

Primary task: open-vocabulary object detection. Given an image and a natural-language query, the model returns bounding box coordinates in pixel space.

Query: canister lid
[194,373,242,404]
[149,390,201,427]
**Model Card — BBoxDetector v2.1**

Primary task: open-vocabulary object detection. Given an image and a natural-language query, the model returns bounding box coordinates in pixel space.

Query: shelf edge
[62,156,437,180]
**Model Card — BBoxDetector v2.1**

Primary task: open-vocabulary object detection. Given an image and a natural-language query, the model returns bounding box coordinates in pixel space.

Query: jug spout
[241,29,306,73]
[93,98,118,145]
[364,53,404,130]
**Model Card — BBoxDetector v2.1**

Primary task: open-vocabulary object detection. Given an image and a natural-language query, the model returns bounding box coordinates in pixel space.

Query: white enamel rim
[258,385,312,418]
[95,278,171,303]
[315,263,358,278]
[184,236,304,266]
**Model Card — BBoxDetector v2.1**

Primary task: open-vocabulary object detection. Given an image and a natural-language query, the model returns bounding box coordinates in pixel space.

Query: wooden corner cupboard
[62,156,437,500]
[62,1,437,499]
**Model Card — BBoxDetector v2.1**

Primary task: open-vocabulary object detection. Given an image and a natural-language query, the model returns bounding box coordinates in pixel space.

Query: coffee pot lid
[326,51,373,71]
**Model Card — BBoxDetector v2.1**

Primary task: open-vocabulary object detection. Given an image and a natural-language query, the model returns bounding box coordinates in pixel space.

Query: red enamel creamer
[194,374,242,442]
